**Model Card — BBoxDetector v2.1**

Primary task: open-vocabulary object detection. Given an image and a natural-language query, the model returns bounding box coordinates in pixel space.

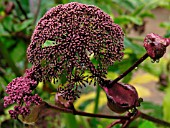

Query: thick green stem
[93,85,101,114]
[64,113,78,128]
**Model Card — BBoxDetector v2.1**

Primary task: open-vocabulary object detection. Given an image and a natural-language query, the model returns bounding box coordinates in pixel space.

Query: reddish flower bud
[102,82,140,113]
[143,33,169,61]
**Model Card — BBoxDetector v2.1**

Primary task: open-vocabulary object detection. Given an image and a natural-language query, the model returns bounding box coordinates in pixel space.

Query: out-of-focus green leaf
[69,0,95,5]
[129,73,158,97]
[114,15,143,25]
[14,19,33,32]
[163,86,170,122]
[140,102,163,119]
[0,24,10,36]
[129,73,158,85]
[132,5,145,16]
[160,22,170,29]
[2,16,13,32]
[122,72,132,83]
[64,113,78,128]
[124,38,145,56]
[139,11,155,18]
[106,71,118,80]
[74,90,107,113]
[164,30,170,38]
[142,58,168,77]
[139,120,157,128]
[11,41,26,62]
[112,0,136,12]
[0,38,15,48]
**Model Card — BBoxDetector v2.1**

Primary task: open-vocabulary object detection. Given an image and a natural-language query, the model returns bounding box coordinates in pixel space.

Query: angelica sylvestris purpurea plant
[3,2,170,128]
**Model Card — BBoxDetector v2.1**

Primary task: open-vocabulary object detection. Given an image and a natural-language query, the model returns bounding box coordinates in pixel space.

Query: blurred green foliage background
[0,0,170,128]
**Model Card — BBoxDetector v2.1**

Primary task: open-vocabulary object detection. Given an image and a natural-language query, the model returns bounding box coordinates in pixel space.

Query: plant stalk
[46,102,170,127]
[46,102,129,120]
[111,53,148,84]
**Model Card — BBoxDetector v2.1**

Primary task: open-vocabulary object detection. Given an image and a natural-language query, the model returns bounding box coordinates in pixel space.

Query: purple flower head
[4,68,42,118]
[27,2,124,83]
[144,33,169,61]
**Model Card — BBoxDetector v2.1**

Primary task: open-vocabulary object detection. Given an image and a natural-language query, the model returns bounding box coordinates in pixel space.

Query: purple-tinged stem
[15,0,28,19]
[46,102,129,120]
[140,111,170,127]
[46,102,170,127]
[111,53,149,85]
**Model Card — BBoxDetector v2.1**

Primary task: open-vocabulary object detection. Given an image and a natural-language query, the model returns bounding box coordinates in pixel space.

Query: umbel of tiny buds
[144,33,170,61]
[27,2,124,81]
[27,2,124,100]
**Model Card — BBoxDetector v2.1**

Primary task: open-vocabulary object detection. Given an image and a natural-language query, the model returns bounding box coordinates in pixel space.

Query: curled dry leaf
[18,102,47,125]
[55,92,74,108]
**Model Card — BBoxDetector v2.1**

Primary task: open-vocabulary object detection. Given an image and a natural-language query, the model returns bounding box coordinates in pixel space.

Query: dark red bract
[102,82,139,113]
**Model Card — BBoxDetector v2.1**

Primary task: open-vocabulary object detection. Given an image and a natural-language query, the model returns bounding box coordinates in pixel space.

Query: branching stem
[45,102,129,120]
[140,112,170,127]
[45,102,170,127]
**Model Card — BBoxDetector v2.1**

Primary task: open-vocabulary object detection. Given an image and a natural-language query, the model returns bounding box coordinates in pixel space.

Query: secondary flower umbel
[4,69,42,119]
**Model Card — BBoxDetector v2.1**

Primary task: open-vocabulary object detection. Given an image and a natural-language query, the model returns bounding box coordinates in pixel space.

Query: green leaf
[2,16,13,32]
[11,41,26,62]
[114,16,130,25]
[112,0,136,12]
[163,86,170,122]
[140,11,155,18]
[124,37,145,56]
[139,120,157,128]
[0,38,15,48]
[69,0,95,5]
[64,113,78,128]
[0,24,10,37]
[160,22,170,29]
[140,102,163,119]
[14,19,33,32]
[132,5,145,16]
[141,58,168,77]
[164,30,170,38]
[114,15,143,25]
